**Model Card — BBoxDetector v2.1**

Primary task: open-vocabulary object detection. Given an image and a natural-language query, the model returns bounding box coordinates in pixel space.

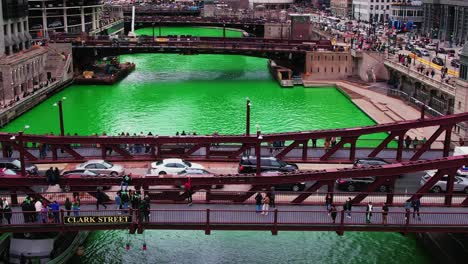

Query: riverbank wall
[0,79,73,128]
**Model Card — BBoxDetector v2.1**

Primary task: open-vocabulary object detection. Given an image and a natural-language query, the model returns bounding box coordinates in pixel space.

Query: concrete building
[454,43,468,137]
[389,0,424,29]
[331,0,352,18]
[422,0,468,45]
[27,0,108,38]
[0,0,48,106]
[352,0,391,23]
[248,0,294,10]
[264,22,291,39]
[305,51,353,80]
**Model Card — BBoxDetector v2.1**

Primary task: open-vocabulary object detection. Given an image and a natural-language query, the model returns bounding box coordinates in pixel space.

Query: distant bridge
[54,36,332,63]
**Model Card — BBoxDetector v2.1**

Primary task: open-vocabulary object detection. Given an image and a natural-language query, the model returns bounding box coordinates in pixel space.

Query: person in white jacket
[35,200,43,223]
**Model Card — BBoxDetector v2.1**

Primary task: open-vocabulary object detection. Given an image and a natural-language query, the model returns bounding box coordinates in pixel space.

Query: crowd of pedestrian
[322,196,423,225]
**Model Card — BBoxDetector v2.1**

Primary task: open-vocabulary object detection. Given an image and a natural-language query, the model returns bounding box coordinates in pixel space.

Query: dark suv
[336,177,391,192]
[238,156,298,174]
[0,159,38,175]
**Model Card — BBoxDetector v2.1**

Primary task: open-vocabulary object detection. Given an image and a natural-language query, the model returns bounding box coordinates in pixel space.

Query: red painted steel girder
[1,155,468,187]
[1,112,467,145]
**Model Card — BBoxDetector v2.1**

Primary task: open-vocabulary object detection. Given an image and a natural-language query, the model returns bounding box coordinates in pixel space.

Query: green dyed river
[2,27,429,263]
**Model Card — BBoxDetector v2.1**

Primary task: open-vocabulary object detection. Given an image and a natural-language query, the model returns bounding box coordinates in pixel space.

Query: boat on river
[5,231,88,264]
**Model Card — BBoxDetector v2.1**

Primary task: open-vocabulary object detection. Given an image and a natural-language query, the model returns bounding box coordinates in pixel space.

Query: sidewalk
[302,79,455,148]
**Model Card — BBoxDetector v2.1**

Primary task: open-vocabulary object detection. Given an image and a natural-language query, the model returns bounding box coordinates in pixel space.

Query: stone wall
[355,51,390,82]
[305,51,353,80]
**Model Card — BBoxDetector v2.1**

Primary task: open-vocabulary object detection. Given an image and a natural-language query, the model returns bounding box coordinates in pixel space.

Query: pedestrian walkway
[2,203,467,234]
[302,79,450,148]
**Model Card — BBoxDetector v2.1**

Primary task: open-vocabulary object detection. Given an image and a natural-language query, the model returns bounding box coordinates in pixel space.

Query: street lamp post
[152,22,155,42]
[246,97,251,136]
[53,97,66,136]
[255,123,261,176]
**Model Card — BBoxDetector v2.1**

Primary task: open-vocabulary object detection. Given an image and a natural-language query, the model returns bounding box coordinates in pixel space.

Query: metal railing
[1,209,467,234]
[1,190,466,207]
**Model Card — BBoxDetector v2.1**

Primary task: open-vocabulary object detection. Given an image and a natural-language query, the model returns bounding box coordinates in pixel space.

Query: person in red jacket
[184,177,193,206]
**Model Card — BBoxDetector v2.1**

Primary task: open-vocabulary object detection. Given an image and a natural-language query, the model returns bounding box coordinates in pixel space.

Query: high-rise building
[330,0,352,18]
[0,0,47,105]
[389,0,423,30]
[422,0,468,45]
[352,0,391,23]
[27,0,106,38]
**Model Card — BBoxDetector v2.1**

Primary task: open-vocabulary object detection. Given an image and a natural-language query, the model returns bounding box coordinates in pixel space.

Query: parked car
[336,177,392,192]
[426,44,437,51]
[432,57,444,66]
[420,171,468,193]
[451,59,460,68]
[412,49,422,57]
[0,158,38,175]
[150,158,204,175]
[75,160,125,176]
[420,49,430,56]
[353,157,390,168]
[238,156,298,174]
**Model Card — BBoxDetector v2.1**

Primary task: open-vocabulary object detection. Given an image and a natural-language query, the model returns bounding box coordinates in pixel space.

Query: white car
[426,44,437,51]
[420,170,468,193]
[420,49,430,56]
[75,160,125,176]
[150,158,204,175]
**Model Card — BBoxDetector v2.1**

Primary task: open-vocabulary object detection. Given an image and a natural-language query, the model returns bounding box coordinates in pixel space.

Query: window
[317,68,320,73]
[332,56,334,61]
[338,56,341,61]
[338,67,341,73]
[324,67,327,73]
[85,164,96,169]
[331,67,334,73]
[459,101,462,109]
[345,67,348,73]
[317,56,320,61]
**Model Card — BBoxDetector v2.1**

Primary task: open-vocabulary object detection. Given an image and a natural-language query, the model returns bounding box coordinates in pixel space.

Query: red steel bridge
[1,112,466,168]
[1,155,468,234]
[1,114,468,233]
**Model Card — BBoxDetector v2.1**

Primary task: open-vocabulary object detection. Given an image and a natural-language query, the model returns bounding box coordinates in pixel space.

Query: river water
[1,27,430,263]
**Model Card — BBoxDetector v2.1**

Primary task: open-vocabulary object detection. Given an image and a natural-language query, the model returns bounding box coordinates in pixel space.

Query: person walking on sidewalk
[325,193,332,213]
[365,202,373,224]
[343,197,352,218]
[184,176,193,206]
[261,193,270,215]
[382,202,389,225]
[255,192,263,213]
[267,187,276,208]
[330,205,337,223]
[404,199,412,221]
[96,189,107,210]
[412,198,421,220]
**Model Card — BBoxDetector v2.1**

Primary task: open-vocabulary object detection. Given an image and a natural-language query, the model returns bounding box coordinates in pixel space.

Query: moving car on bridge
[75,160,125,176]
[420,171,468,193]
[150,158,204,175]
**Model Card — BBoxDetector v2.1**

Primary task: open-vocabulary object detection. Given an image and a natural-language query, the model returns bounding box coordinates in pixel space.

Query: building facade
[27,0,105,38]
[389,0,423,29]
[422,0,468,45]
[352,0,391,23]
[0,0,47,106]
[331,0,352,18]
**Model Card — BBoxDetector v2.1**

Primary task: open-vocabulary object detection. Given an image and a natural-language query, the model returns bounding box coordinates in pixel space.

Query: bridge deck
[1,203,467,234]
